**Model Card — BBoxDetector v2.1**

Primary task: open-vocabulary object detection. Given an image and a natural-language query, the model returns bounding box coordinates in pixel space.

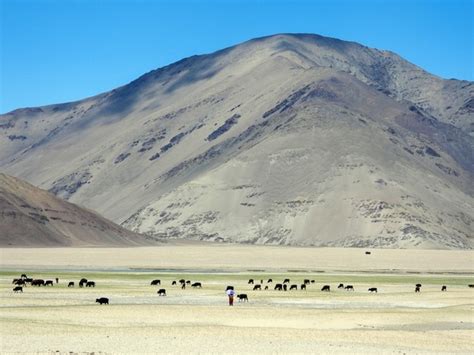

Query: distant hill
[0,173,157,246]
[0,33,472,249]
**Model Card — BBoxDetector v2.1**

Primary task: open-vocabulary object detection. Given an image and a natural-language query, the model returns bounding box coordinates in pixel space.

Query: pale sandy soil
[1,245,473,272]
[1,246,473,354]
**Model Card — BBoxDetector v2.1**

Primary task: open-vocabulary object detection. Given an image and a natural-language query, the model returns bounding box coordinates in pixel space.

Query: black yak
[31,279,44,286]
[237,294,248,302]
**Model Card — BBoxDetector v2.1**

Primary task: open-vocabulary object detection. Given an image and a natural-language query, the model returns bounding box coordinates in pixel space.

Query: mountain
[0,173,155,247]
[0,33,473,249]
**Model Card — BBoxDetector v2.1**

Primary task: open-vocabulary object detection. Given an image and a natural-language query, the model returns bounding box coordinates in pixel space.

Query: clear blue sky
[1,0,472,113]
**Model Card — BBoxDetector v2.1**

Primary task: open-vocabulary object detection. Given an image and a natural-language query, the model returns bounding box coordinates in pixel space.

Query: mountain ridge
[1,33,472,249]
[0,173,157,247]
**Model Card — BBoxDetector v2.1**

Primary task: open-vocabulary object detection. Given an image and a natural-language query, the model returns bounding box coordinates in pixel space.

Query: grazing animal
[248,279,254,284]
[283,284,288,291]
[181,283,186,289]
[226,286,234,291]
[55,278,59,284]
[283,279,290,284]
[321,285,330,292]
[172,281,177,285]
[274,284,283,291]
[13,286,23,293]
[303,279,310,285]
[157,289,166,296]
[96,297,109,305]
[264,286,269,290]
[289,285,297,290]
[31,279,45,286]
[12,278,20,284]
[79,278,88,288]
[368,287,378,293]
[14,279,25,286]
[415,286,421,292]
[186,280,191,285]
[365,251,371,255]
[191,282,202,288]
[21,274,27,279]
[253,285,261,291]
[68,282,74,287]
[416,283,422,288]
[441,286,447,291]
[237,294,248,302]
[311,280,315,283]
[260,280,263,284]
[345,285,354,291]
[150,279,161,286]
[25,278,33,283]
[337,283,344,289]
[179,279,185,284]
[267,279,273,283]
[300,284,306,290]
[86,281,95,287]
[468,284,474,288]
[44,280,54,286]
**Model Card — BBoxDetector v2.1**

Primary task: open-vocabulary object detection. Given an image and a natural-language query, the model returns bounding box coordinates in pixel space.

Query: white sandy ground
[0,246,473,354]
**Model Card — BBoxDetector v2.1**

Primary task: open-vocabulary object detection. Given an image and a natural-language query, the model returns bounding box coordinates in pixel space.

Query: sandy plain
[1,245,473,354]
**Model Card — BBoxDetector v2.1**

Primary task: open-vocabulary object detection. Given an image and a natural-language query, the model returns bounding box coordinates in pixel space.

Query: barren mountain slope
[0,173,154,246]
[0,34,472,248]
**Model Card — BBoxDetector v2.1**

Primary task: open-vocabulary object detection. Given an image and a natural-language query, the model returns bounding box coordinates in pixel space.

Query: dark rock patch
[425,146,441,157]
[7,135,27,141]
[0,121,15,129]
[263,85,311,118]
[207,114,240,141]
[114,153,131,164]
[50,171,93,199]
[149,153,160,161]
[435,163,459,177]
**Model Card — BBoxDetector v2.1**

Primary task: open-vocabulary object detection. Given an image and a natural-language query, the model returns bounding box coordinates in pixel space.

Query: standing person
[226,288,235,306]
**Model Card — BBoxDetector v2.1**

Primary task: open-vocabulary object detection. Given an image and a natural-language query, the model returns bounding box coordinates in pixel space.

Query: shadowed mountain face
[1,33,473,249]
[0,173,155,247]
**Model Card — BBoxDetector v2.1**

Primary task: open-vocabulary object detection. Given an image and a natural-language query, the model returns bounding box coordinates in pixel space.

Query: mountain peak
[1,34,472,249]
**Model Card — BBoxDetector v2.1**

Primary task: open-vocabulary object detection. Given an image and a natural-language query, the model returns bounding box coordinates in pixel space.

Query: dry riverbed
[1,246,473,354]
